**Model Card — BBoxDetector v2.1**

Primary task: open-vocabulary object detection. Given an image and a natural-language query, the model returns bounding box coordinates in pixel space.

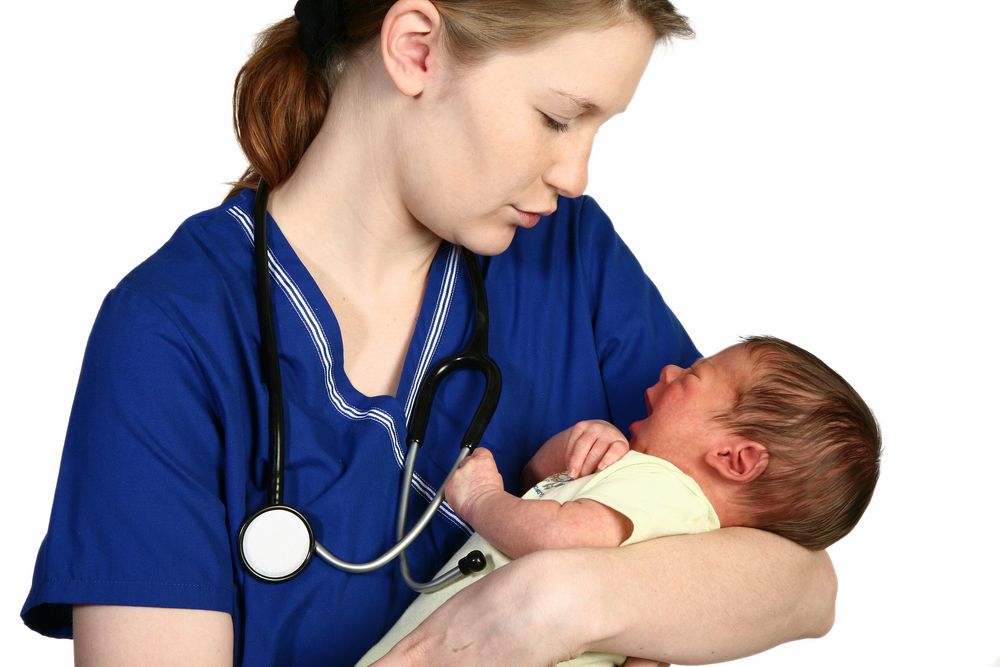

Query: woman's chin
[459,228,519,256]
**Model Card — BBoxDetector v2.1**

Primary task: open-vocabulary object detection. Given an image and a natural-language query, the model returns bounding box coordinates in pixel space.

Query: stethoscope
[238,181,501,592]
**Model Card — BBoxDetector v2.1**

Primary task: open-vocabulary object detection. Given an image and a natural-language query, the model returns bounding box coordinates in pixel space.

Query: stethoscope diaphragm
[239,505,315,582]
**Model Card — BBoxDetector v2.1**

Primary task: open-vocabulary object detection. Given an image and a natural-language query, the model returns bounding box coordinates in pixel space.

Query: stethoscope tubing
[397,446,479,592]
[241,180,498,587]
[311,445,471,574]
[252,179,286,507]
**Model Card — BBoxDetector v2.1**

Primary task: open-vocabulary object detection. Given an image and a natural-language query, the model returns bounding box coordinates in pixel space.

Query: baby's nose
[661,364,684,383]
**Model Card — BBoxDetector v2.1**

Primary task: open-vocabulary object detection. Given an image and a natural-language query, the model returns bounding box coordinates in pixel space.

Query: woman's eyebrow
[550,88,601,113]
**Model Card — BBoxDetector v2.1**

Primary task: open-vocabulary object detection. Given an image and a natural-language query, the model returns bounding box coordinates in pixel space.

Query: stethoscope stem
[398,446,490,593]
[310,445,471,574]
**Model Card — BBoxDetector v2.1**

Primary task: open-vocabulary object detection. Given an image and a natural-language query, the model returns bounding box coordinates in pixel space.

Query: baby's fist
[445,448,503,519]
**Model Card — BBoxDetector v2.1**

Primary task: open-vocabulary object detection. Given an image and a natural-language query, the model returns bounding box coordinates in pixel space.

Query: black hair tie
[294,0,348,67]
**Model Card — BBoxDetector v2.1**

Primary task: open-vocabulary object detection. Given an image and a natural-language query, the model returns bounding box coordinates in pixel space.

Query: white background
[2,1,997,665]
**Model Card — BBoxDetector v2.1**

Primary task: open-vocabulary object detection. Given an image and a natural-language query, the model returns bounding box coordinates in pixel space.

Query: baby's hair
[717,336,881,550]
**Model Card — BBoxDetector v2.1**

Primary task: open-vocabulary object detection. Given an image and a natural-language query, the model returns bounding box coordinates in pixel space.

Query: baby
[359,335,881,666]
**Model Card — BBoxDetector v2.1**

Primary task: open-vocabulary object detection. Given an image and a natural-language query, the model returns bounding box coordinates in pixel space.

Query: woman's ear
[380,0,445,97]
[704,437,769,484]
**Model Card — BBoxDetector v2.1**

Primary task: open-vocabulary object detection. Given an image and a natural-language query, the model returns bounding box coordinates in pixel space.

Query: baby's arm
[446,448,632,560]
[520,419,630,490]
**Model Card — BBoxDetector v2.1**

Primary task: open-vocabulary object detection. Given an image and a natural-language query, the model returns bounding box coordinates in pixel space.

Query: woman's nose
[543,135,594,199]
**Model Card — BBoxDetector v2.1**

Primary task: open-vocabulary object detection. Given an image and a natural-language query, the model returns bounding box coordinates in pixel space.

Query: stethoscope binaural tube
[238,180,498,587]
[239,179,314,583]
[396,246,501,591]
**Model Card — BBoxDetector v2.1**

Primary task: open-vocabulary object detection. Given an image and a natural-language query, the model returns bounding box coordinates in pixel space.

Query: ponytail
[227,17,329,199]
[225,1,693,200]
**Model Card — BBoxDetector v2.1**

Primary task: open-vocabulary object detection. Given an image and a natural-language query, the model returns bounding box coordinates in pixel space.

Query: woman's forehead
[475,23,656,111]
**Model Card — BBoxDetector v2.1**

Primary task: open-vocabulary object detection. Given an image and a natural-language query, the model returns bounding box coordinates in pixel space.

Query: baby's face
[629,345,755,467]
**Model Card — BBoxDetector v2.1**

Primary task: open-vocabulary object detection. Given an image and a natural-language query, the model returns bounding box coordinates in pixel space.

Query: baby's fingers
[596,438,629,472]
[577,439,612,477]
[580,437,630,477]
[566,433,600,478]
[583,437,629,475]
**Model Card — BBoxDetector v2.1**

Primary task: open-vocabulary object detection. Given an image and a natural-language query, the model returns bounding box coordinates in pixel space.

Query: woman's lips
[513,207,542,228]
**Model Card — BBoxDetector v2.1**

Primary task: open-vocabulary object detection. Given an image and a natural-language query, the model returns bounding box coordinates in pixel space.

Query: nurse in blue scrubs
[23,1,837,664]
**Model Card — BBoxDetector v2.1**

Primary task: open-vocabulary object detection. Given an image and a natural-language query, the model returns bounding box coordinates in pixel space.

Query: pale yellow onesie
[357,450,720,666]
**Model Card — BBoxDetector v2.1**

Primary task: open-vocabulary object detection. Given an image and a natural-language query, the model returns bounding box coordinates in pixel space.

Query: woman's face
[397,20,657,255]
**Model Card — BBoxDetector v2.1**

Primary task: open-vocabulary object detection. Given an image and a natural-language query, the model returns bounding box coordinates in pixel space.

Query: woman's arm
[74,606,233,666]
[376,528,836,666]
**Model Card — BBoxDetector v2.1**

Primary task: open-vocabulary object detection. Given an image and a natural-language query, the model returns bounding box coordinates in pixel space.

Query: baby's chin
[627,432,649,454]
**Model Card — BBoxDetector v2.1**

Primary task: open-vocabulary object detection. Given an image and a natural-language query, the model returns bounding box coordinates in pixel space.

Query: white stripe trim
[403,245,461,421]
[227,204,471,534]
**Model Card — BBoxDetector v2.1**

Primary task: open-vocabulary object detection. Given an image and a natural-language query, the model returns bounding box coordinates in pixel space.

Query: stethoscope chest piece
[239,505,315,582]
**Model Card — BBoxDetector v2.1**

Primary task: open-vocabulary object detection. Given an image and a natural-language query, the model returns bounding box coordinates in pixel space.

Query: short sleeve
[22,287,234,638]
[578,197,701,435]
[572,454,720,545]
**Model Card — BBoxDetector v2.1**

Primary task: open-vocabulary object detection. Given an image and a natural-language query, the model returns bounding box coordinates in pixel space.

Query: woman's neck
[268,79,440,297]
[265,79,443,398]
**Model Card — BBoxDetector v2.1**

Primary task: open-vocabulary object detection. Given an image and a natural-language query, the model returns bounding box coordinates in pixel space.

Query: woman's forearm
[578,528,836,664]
[377,527,836,666]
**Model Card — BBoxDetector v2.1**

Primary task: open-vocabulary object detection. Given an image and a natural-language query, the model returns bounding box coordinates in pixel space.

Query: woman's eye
[540,113,571,133]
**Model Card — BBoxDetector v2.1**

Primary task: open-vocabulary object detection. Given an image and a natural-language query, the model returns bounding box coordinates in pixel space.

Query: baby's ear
[704,436,769,484]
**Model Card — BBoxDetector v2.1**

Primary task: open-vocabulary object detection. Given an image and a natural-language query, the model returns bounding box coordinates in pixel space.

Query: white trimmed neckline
[228,203,472,535]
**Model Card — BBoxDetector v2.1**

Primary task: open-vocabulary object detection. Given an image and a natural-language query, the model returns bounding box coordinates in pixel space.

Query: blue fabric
[22,189,699,665]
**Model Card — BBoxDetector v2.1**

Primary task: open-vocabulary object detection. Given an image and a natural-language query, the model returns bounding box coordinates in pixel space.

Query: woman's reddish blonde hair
[227,1,693,199]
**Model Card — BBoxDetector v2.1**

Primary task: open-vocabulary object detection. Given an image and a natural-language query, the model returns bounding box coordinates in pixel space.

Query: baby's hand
[445,448,503,520]
[564,419,629,478]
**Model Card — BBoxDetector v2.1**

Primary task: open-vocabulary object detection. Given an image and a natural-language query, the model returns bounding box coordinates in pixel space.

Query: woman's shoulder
[87,189,261,359]
[113,189,257,308]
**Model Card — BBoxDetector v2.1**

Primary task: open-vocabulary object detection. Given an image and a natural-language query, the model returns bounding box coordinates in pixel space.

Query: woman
[23,1,835,664]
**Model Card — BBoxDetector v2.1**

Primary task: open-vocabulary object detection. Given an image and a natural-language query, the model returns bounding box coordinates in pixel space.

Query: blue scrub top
[23,189,699,665]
